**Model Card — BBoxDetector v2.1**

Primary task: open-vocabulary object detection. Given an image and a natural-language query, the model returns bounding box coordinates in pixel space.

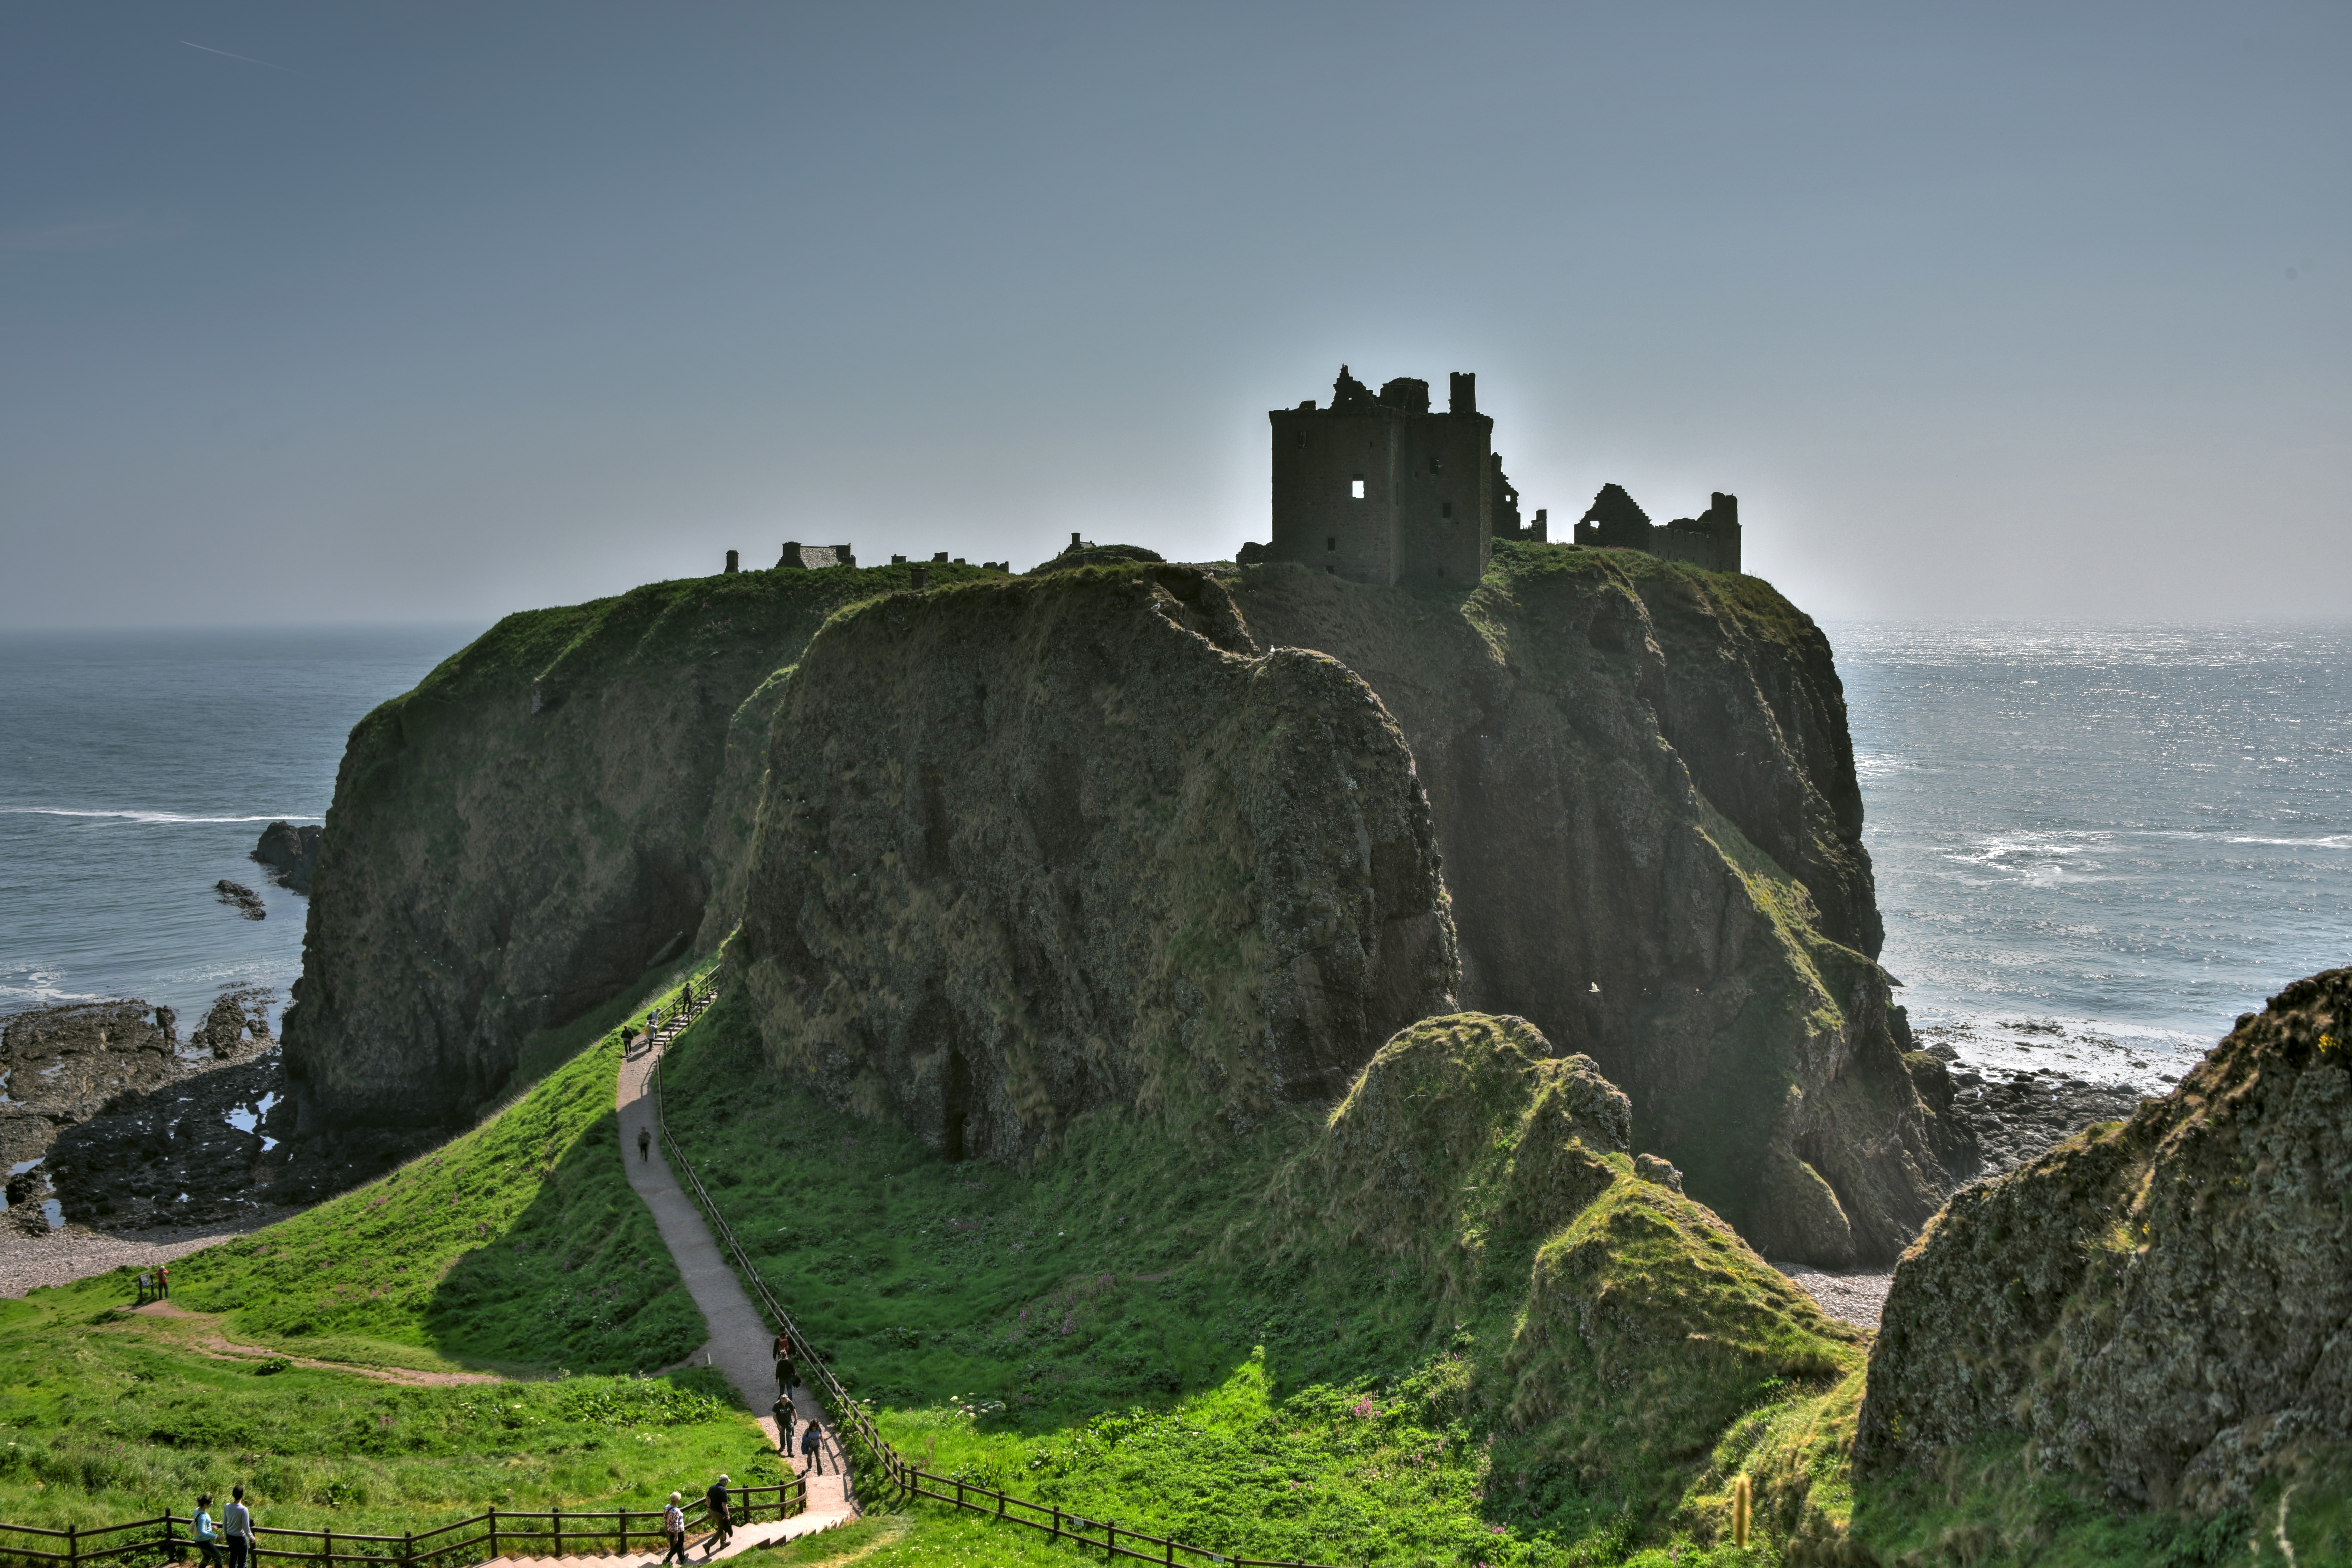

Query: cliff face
[282,562,997,1130]
[1859,967,2352,1513]
[733,565,1458,1158]
[1231,544,1963,1265]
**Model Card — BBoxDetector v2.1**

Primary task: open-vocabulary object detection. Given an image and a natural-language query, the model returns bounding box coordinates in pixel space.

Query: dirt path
[589,1000,858,1561]
[106,1300,504,1386]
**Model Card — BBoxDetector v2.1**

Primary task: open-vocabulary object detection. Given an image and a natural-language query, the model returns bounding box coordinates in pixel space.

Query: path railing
[0,1479,805,1568]
[652,992,1355,1568]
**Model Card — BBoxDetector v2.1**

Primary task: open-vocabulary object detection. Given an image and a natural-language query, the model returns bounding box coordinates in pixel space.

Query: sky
[3,2,2346,629]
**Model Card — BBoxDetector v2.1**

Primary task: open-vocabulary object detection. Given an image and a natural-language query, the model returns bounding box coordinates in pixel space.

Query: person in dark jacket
[638,1125,652,1162]
[703,1474,732,1555]
[772,1395,796,1455]
[798,1420,823,1475]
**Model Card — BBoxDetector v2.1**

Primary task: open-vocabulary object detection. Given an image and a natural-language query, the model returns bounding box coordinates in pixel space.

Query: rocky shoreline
[3,991,433,1239]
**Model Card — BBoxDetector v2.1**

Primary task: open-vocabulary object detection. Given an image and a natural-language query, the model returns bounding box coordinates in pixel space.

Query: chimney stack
[724,549,739,574]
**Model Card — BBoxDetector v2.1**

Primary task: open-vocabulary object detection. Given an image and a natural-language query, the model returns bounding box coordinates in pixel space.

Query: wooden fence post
[67,1522,77,1568]
[403,1530,413,1568]
[487,1507,497,1562]
[324,1525,334,1568]
[1050,1508,1061,1543]
[551,1507,560,1561]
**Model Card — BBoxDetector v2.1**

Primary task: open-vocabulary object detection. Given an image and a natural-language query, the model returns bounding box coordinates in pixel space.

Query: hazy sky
[4,2,2345,629]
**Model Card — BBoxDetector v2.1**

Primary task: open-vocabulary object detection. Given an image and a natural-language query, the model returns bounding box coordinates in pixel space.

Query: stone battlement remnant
[1573,484,1740,573]
[778,542,857,570]
[1265,366,1741,581]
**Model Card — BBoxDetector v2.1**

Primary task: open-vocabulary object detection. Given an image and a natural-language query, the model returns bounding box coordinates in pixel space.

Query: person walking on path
[222,1486,253,1568]
[157,1263,170,1300]
[798,1419,824,1475]
[702,1475,733,1556]
[192,1495,224,1568]
[772,1395,795,1455]
[660,1494,689,1566]
[638,1125,652,1163]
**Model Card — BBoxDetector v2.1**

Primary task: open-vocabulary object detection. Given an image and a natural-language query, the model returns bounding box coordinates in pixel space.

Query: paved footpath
[490,999,857,1566]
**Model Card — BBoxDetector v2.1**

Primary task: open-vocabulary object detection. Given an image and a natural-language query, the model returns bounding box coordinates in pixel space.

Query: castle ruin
[1266,366,1740,581]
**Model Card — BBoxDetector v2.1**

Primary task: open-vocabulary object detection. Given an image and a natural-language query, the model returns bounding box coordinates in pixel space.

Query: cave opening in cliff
[943,1048,971,1163]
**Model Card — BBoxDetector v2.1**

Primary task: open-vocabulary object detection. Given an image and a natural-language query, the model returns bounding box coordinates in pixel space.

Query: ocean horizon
[4,614,2348,1098]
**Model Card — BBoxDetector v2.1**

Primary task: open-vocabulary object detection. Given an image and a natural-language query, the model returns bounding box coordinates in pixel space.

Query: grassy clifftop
[284,560,1001,1135]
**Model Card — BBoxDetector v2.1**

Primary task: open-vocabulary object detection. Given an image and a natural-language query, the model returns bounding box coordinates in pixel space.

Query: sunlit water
[0,626,474,1028]
[3,620,2346,1106]
[1831,621,2352,1092]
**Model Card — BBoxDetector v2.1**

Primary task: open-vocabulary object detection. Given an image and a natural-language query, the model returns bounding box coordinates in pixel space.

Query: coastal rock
[251,820,323,894]
[1859,967,2352,1512]
[214,880,266,920]
[735,566,1458,1158]
[281,561,1011,1129]
[1230,544,1968,1264]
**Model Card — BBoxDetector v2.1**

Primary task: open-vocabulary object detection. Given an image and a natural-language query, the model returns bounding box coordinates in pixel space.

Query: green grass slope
[174,971,712,1376]
[0,967,779,1538]
[663,993,1861,1565]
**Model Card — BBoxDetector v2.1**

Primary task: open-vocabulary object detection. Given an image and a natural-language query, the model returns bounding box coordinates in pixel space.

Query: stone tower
[1267,367,1498,586]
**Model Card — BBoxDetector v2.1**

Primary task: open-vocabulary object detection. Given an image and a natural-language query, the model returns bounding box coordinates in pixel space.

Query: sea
[2,620,2348,1098]
[0,625,478,1032]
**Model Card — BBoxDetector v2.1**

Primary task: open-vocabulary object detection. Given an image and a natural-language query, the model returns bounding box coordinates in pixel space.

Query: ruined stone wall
[1269,405,1402,586]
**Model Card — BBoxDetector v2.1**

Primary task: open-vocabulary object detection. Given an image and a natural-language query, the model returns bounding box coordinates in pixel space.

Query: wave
[2222,834,2352,850]
[0,807,323,826]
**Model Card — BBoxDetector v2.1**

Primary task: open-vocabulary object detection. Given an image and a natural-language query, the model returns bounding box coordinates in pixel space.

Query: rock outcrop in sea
[1859,965,2352,1512]
[251,820,323,894]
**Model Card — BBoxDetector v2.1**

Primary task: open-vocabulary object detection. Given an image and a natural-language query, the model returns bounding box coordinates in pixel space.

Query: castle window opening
[1350,476,1365,499]
[1430,456,1442,474]
[1326,536,1336,552]
[1442,501,1453,519]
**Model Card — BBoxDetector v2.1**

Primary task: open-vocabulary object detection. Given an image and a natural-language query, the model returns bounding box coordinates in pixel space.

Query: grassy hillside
[0,964,778,1538]
[663,991,1861,1565]
[171,965,714,1376]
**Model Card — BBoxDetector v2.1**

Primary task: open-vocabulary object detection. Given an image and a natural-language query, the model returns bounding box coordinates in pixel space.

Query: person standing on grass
[158,1263,169,1300]
[660,1494,688,1566]
[798,1419,823,1475]
[638,1125,652,1163]
[193,1494,223,1568]
[222,1485,253,1568]
[702,1474,733,1555]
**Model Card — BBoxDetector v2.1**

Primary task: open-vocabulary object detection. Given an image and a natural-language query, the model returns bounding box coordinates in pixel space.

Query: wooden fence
[0,1480,805,1568]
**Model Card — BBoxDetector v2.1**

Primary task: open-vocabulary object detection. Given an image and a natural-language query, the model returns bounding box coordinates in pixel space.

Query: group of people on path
[772,1331,827,1474]
[188,1486,252,1568]
[657,1473,742,1564]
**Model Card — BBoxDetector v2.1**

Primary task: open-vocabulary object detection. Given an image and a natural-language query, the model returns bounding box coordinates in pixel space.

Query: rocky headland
[1860,967,2352,1515]
[276,544,1968,1267]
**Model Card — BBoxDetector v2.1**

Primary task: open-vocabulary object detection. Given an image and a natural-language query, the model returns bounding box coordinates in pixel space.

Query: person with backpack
[222,1486,253,1568]
[192,1494,224,1568]
[702,1475,732,1555]
[660,1494,688,1565]
[798,1420,823,1475]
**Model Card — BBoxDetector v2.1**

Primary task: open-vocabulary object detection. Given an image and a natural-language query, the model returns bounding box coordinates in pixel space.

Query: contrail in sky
[181,40,296,72]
